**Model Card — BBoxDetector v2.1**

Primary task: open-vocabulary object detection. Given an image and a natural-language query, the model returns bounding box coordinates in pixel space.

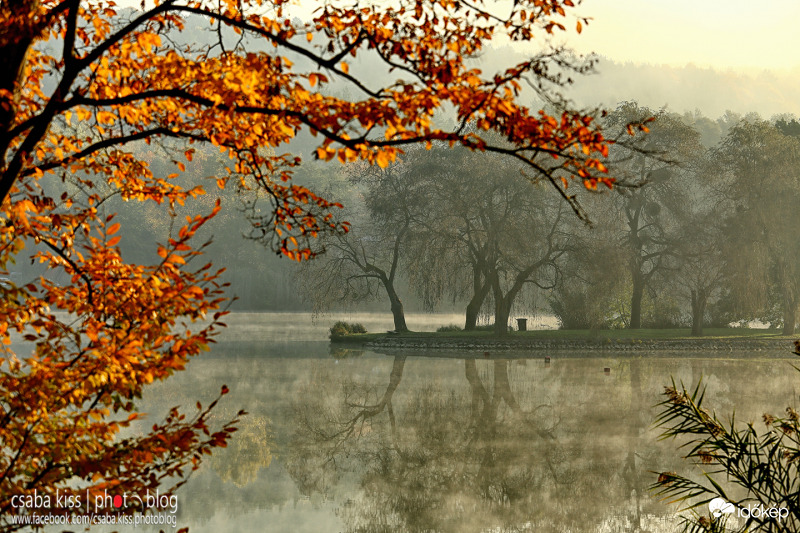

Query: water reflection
[283,354,677,532]
[207,414,273,487]
[135,328,795,533]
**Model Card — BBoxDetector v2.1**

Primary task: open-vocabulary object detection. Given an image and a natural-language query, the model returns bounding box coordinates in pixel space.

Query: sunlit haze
[564,0,800,71]
[116,0,800,71]
[112,0,800,116]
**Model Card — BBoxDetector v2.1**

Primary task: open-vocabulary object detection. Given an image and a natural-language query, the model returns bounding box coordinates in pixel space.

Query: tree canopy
[1,0,627,248]
[0,0,635,528]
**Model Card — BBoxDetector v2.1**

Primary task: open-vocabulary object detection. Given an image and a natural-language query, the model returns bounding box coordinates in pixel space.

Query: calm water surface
[125,313,798,532]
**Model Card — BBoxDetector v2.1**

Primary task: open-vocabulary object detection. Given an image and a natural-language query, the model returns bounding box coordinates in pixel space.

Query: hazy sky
[115,0,800,72]
[492,0,800,116]
[562,0,800,72]
[111,0,800,117]
[114,0,800,72]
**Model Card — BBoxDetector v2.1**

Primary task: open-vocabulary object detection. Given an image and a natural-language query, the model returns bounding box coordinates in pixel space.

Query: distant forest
[290,103,800,336]
[16,103,800,333]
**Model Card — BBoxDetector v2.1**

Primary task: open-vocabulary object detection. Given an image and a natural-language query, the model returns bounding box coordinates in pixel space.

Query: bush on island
[330,321,368,338]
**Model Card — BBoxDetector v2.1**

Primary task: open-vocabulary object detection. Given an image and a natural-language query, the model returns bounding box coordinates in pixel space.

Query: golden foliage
[0,0,622,528]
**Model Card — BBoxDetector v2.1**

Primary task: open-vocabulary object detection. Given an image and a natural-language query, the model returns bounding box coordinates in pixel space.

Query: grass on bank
[330,326,797,343]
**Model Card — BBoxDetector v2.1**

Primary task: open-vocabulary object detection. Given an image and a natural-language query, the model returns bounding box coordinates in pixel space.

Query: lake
[120,314,799,531]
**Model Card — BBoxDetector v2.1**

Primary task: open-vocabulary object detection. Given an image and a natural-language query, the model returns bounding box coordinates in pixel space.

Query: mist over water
[120,314,798,533]
[215,313,560,343]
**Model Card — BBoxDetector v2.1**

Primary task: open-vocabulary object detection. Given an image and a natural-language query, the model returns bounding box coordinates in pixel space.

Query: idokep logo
[709,497,734,518]
[708,497,789,521]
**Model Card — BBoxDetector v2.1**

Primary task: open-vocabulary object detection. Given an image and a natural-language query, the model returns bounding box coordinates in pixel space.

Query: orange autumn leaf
[0,0,623,523]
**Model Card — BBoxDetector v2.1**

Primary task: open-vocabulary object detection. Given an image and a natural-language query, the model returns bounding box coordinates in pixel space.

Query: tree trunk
[464,278,490,331]
[690,289,707,337]
[385,282,408,332]
[0,0,36,127]
[390,296,408,332]
[490,267,530,336]
[783,301,797,336]
[630,273,644,330]
[494,296,511,336]
[777,261,797,336]
[1,0,39,198]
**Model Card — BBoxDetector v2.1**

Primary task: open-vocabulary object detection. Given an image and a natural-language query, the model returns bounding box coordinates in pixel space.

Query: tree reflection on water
[285,354,670,533]
[150,339,796,532]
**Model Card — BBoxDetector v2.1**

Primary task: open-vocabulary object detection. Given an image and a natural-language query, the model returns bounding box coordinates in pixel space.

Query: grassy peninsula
[330,326,796,348]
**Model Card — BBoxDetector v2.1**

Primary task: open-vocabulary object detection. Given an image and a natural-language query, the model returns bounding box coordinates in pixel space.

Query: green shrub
[329,322,349,338]
[437,324,462,332]
[329,321,367,338]
[549,286,626,329]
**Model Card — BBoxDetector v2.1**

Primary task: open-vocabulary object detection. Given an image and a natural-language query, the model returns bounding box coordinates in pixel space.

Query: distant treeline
[17,102,800,327]
[294,103,800,336]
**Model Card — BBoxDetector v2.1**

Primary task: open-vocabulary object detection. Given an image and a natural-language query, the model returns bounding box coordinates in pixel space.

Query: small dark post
[604,367,611,375]
[516,318,527,331]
